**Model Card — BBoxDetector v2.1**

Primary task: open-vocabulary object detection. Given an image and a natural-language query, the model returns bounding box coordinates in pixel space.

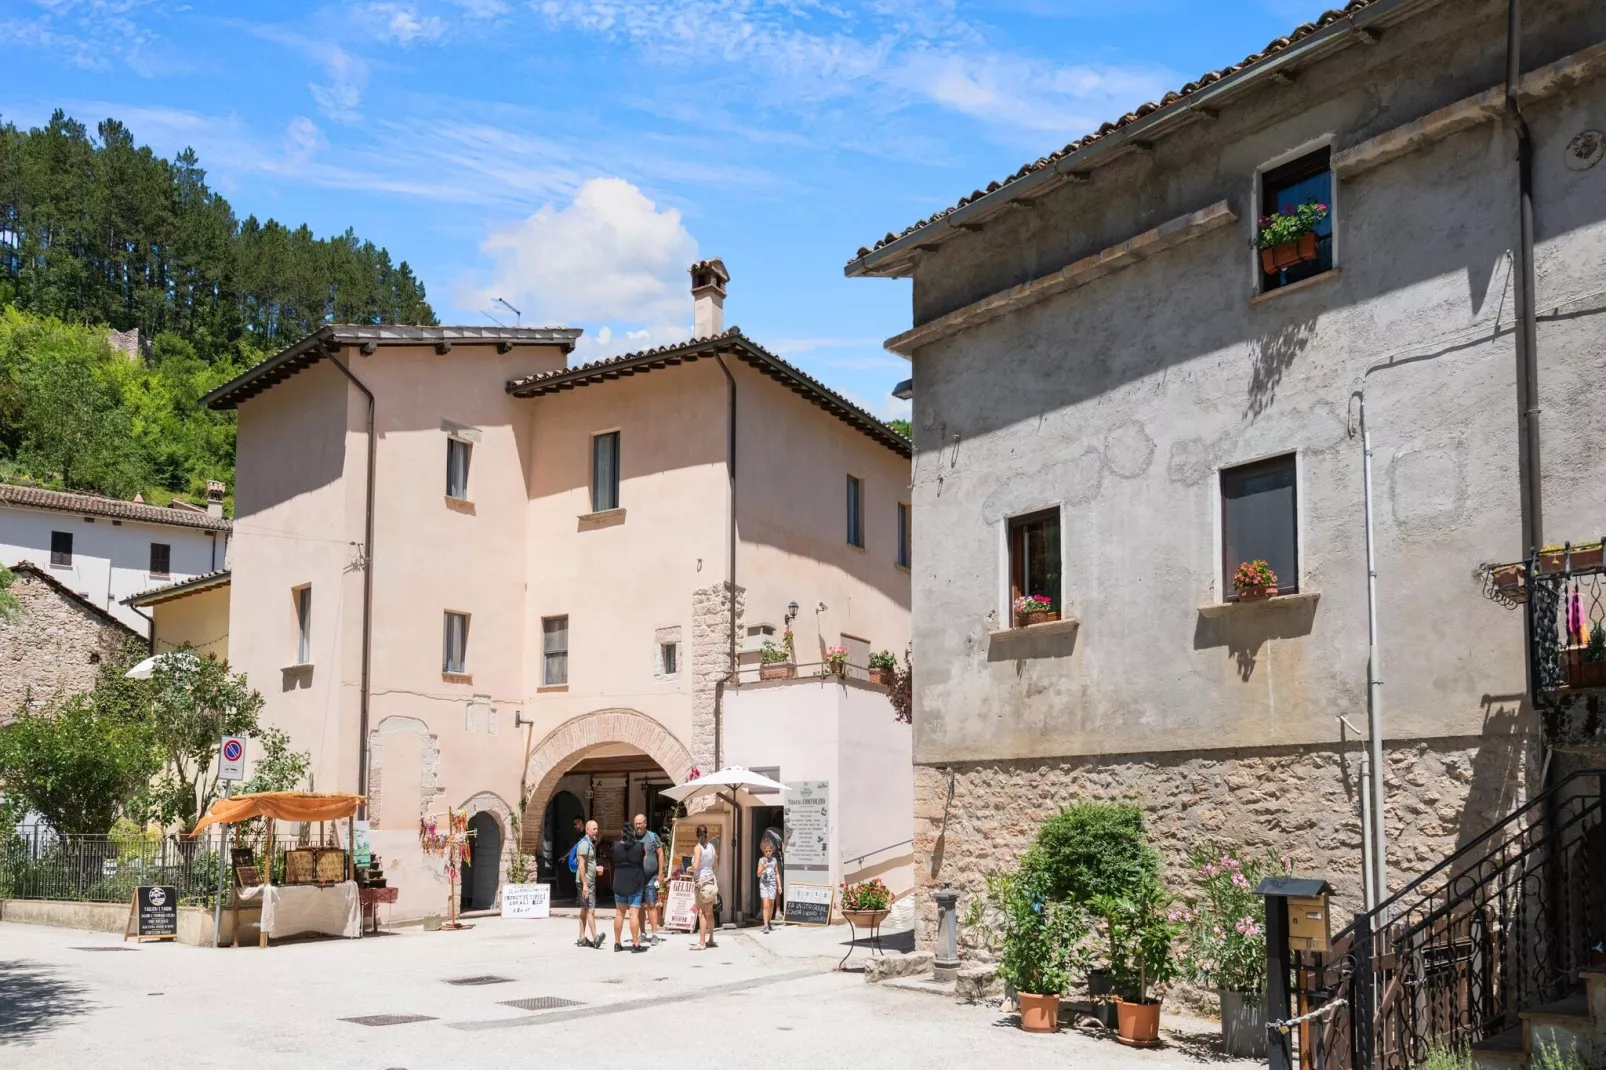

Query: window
[846,474,864,548]
[661,642,678,677]
[591,431,620,512]
[1260,146,1333,292]
[50,531,72,567]
[1008,508,1061,611]
[443,611,469,674]
[897,502,911,568]
[150,543,171,576]
[446,437,471,500]
[1221,455,1299,600]
[543,615,569,686]
[295,586,312,664]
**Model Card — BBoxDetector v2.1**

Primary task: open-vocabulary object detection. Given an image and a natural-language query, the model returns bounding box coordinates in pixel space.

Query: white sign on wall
[784,780,830,885]
[501,883,551,919]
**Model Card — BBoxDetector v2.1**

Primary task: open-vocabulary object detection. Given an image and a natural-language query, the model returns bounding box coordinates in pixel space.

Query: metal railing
[1294,770,1606,1070]
[731,659,886,686]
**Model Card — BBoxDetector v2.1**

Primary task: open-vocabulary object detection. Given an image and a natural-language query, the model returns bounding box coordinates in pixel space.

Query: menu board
[501,883,550,919]
[783,882,833,926]
[125,886,177,942]
[663,880,697,931]
[784,781,830,891]
[667,816,725,882]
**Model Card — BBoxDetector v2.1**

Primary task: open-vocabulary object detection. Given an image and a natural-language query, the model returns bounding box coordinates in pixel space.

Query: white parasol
[123,650,201,680]
[660,766,787,809]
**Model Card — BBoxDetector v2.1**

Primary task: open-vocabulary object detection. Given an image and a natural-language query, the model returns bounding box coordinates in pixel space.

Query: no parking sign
[219,735,246,782]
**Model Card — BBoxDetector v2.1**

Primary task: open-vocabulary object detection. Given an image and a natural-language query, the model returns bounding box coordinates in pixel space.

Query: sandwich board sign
[664,879,697,931]
[218,735,247,782]
[500,883,551,919]
[783,882,833,927]
[124,886,178,942]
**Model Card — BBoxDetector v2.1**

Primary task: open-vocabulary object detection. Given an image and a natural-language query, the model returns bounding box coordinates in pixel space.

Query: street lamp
[784,601,799,626]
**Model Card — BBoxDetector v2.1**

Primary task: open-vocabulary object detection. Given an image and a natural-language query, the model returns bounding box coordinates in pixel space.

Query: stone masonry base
[913,734,1536,951]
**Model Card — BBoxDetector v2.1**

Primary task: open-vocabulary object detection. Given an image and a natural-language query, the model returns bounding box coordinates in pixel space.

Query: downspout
[327,353,377,812]
[1506,0,1543,558]
[1351,381,1389,912]
[714,352,741,926]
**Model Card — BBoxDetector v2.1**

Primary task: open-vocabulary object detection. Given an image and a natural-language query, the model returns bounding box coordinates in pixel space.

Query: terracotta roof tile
[123,569,232,607]
[849,1,1380,265]
[0,483,232,532]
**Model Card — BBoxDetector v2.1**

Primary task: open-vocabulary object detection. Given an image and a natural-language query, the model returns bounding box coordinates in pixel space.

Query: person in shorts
[634,813,665,944]
[755,834,782,933]
[610,823,647,952]
[575,819,600,948]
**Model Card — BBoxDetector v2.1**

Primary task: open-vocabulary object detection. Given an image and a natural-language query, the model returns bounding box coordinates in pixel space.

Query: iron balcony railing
[1290,770,1606,1070]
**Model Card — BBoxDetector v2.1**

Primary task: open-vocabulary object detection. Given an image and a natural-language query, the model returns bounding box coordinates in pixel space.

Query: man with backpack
[572,819,601,948]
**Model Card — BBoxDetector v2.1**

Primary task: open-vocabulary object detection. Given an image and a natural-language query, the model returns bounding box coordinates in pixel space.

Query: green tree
[0,563,17,621]
[1023,801,1162,906]
[887,418,911,439]
[141,648,269,832]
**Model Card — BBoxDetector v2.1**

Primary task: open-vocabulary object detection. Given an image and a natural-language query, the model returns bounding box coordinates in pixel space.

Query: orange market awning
[190,792,364,837]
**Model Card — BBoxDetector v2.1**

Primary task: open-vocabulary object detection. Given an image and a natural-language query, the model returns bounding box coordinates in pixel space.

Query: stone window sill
[441,671,472,684]
[281,662,314,673]
[577,508,625,530]
[1196,590,1321,617]
[1251,268,1340,305]
[987,617,1080,642]
[537,684,569,693]
[444,496,476,515]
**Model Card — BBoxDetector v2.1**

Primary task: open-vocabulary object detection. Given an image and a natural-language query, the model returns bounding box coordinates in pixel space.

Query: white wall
[0,504,226,634]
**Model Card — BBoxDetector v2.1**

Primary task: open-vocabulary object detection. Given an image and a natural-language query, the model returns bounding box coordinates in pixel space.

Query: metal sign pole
[213,780,231,949]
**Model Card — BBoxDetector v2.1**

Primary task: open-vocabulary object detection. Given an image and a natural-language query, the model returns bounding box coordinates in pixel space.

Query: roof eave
[123,570,232,608]
[843,0,1426,280]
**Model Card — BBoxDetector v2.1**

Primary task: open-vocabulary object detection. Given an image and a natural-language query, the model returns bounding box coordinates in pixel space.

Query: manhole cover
[444,975,514,986]
[1565,130,1604,171]
[499,997,584,1012]
[341,1014,437,1027]
[72,946,136,952]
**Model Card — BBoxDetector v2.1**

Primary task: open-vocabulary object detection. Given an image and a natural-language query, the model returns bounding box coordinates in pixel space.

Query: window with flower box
[1258,147,1333,293]
[1007,508,1061,618]
[1220,455,1299,601]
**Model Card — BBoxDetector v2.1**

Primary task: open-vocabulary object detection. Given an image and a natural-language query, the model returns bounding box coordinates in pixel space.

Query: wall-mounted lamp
[784,601,799,626]
[891,378,913,401]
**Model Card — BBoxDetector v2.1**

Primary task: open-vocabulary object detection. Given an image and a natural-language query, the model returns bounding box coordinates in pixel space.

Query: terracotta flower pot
[1567,660,1606,688]
[1260,231,1319,274]
[759,663,796,681]
[869,668,892,686]
[1490,565,1528,602]
[1017,991,1060,1034]
[841,908,890,927]
[1115,997,1162,1048]
[1235,584,1278,602]
[1017,610,1060,628]
[1539,546,1604,573]
[826,662,847,678]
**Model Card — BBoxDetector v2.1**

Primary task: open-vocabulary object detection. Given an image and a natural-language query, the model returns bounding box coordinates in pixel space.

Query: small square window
[1221,455,1299,600]
[592,432,620,512]
[896,502,911,568]
[1259,147,1333,293]
[1008,508,1060,613]
[295,585,313,665]
[543,615,569,686]
[50,531,73,567]
[150,543,171,576]
[846,475,864,548]
[661,642,678,677]
[443,611,469,674]
[446,438,472,500]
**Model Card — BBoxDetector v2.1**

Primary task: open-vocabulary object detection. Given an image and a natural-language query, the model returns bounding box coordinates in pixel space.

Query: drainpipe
[714,353,738,771]
[1351,380,1390,911]
[326,353,377,811]
[1507,0,1543,558]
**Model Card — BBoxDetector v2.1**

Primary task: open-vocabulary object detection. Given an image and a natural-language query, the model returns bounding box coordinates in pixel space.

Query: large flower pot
[841,908,889,928]
[1235,584,1278,602]
[1018,992,1060,1034]
[1540,546,1604,573]
[1114,997,1162,1048]
[1220,991,1268,1058]
[1260,232,1319,274]
[869,668,892,686]
[759,663,796,681]
[1567,660,1606,688]
[1017,610,1060,628]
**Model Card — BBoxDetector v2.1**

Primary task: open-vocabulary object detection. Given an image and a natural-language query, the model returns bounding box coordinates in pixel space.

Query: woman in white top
[691,824,718,950]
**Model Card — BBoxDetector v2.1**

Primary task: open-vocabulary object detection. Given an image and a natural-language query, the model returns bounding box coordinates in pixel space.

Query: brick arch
[519,709,694,852]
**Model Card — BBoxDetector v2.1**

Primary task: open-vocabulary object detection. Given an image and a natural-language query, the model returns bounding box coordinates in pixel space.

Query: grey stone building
[847,0,1606,941]
[1,563,142,721]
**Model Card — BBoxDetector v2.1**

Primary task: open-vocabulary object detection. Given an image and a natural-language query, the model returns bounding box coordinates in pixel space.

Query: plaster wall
[0,504,224,633]
[149,584,230,660]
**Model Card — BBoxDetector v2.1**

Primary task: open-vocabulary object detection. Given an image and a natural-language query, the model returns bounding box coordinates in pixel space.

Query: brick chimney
[689,258,729,338]
[206,480,226,517]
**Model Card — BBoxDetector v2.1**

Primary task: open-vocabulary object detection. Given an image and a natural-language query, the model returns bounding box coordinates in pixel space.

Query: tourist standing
[755,835,782,933]
[575,819,600,948]
[691,824,718,950]
[610,824,647,952]
[634,813,665,945]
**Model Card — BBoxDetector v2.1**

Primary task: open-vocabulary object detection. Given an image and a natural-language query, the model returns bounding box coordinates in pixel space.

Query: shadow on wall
[1460,695,1538,849]
[1192,598,1319,681]
[986,623,1078,667]
[1245,317,1317,420]
[0,959,94,1042]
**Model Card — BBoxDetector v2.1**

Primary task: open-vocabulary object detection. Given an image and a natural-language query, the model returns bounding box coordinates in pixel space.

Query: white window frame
[443,610,470,674]
[996,502,1066,622]
[659,641,679,678]
[1250,136,1338,293]
[295,585,313,665]
[446,437,472,500]
[591,429,621,513]
[1212,449,1305,602]
[542,614,569,686]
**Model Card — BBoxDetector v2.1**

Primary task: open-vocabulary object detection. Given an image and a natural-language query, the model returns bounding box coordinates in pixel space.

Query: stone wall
[0,566,139,721]
[913,731,1537,950]
[690,580,744,771]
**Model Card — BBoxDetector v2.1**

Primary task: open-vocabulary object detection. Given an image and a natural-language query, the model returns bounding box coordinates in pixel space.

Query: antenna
[479,309,506,327]
[494,297,522,326]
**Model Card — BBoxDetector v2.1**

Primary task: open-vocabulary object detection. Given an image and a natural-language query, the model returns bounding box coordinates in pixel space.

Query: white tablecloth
[239,881,361,939]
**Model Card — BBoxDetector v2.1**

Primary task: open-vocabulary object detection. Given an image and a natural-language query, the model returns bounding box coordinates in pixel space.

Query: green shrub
[979,868,1093,997]
[1421,1046,1471,1070]
[1023,801,1160,906]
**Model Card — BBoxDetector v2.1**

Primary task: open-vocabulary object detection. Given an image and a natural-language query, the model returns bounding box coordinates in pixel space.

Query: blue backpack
[566,840,582,873]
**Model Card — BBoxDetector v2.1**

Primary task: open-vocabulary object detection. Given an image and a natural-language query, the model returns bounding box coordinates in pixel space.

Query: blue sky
[1,0,1336,420]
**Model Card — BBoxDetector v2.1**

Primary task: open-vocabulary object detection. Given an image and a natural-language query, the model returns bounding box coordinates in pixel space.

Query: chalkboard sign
[124,886,178,942]
[784,882,833,927]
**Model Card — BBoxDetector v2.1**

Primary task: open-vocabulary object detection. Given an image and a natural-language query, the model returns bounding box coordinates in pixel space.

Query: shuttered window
[592,432,620,512]
[543,615,569,686]
[846,475,863,548]
[443,612,469,674]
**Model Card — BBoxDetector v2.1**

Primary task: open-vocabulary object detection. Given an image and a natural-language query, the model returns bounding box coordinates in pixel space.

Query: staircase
[1472,970,1605,1069]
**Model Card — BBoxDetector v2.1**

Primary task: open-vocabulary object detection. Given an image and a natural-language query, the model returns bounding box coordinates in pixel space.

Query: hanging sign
[784,780,830,890]
[218,735,247,782]
[124,886,178,942]
[501,883,551,919]
[783,882,833,927]
[663,879,697,931]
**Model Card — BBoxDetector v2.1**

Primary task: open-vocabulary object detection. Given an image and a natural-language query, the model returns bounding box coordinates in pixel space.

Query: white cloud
[465,177,699,333]
[307,44,366,123]
[372,5,447,44]
[283,115,325,160]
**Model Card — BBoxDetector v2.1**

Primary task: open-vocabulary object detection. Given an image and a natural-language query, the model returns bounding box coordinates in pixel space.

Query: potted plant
[1178,847,1286,1058]
[1013,594,1058,628]
[1539,542,1605,573]
[984,869,1091,1034]
[759,628,796,681]
[868,649,898,687]
[824,645,849,678]
[839,877,892,927]
[1092,878,1178,1049]
[1255,199,1328,274]
[1489,563,1528,603]
[1569,622,1606,688]
[1233,560,1278,601]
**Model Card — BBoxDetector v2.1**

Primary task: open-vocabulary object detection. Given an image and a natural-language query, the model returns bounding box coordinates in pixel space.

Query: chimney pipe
[690,258,730,338]
[206,480,227,518]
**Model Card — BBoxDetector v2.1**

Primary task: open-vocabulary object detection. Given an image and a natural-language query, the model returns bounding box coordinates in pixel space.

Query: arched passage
[462,811,502,911]
[519,709,695,854]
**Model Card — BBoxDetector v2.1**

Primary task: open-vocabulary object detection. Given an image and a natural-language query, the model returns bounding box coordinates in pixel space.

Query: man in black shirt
[610,824,647,952]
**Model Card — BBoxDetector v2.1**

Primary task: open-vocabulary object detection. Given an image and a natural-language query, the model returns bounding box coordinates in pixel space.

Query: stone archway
[519,709,694,852]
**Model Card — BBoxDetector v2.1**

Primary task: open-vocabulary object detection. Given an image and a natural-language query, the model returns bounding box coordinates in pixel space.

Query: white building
[1,483,231,635]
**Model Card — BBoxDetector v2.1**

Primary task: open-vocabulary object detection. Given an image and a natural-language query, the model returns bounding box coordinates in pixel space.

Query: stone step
[1521,993,1598,1064]
[1582,969,1606,1025]
[1471,1025,1527,1070]
[882,975,958,998]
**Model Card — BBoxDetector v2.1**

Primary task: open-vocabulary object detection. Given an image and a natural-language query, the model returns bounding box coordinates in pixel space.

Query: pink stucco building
[203,262,912,920]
